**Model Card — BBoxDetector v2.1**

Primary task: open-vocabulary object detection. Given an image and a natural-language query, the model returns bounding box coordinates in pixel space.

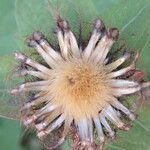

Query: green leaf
[0,0,18,55]
[0,118,21,150]
[0,0,21,149]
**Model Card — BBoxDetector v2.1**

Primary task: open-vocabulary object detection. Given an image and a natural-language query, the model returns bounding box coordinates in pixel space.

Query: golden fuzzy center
[65,65,99,98]
[50,59,112,119]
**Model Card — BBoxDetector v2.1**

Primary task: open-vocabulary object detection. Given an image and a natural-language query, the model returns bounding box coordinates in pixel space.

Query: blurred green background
[0,0,21,150]
[0,0,150,150]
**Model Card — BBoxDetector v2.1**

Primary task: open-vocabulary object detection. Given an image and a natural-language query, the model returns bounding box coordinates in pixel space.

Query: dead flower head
[11,16,150,149]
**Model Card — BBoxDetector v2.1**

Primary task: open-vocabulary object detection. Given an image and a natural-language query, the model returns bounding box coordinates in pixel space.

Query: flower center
[53,59,108,99]
[50,59,112,119]
[64,65,100,98]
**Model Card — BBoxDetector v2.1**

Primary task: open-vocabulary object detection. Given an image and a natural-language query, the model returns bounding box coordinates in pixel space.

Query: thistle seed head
[12,16,150,149]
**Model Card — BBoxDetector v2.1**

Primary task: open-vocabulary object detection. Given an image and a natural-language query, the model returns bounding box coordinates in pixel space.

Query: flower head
[12,17,150,149]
